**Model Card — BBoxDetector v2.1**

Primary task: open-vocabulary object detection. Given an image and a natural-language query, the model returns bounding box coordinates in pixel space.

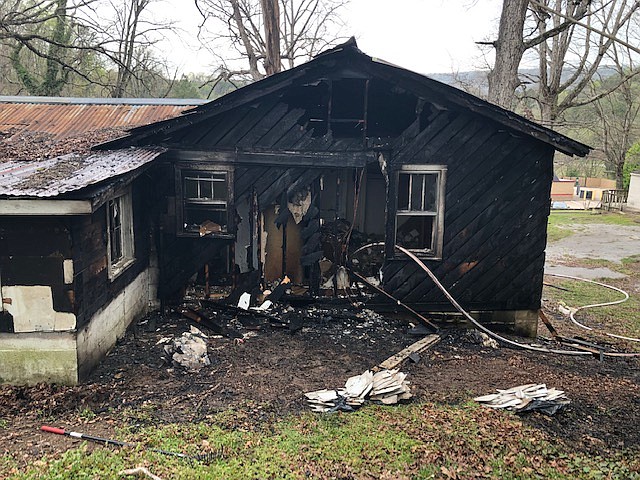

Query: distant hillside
[427,66,619,95]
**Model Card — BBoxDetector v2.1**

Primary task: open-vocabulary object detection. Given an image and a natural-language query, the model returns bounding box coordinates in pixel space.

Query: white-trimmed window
[178,167,232,237]
[395,165,446,258]
[107,189,135,279]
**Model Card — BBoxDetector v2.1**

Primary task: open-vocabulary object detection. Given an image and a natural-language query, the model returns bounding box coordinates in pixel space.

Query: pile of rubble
[161,326,212,371]
[304,369,412,412]
[474,383,570,415]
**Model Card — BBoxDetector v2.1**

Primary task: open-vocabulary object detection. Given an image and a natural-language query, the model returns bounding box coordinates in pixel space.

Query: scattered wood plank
[377,334,441,371]
[538,310,560,340]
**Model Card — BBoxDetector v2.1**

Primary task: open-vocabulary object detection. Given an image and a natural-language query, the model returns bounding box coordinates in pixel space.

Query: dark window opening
[331,78,366,119]
[181,170,230,236]
[108,199,123,264]
[331,120,364,137]
[396,216,435,250]
[284,81,329,137]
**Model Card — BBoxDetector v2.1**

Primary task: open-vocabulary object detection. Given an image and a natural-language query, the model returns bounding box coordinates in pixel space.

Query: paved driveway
[545,223,640,279]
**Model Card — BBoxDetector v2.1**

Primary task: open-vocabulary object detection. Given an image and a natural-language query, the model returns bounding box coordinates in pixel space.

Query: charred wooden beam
[172,149,375,168]
[181,307,243,339]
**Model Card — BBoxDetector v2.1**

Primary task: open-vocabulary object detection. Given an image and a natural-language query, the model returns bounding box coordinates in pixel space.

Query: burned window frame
[175,164,234,238]
[106,187,135,279]
[393,165,446,259]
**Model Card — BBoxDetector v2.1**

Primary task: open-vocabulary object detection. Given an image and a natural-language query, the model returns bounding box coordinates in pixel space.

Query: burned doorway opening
[230,159,388,296]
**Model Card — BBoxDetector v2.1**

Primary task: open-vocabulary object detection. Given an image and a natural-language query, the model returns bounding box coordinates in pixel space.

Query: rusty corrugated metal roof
[0,96,207,139]
[0,147,166,197]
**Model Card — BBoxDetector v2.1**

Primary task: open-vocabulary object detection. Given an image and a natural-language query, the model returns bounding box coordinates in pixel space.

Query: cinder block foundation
[0,267,157,385]
[474,309,539,338]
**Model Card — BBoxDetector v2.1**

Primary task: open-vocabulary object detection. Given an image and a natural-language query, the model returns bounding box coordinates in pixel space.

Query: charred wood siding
[71,177,153,328]
[382,109,554,312]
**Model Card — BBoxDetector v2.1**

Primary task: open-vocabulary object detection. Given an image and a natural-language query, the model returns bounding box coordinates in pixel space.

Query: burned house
[0,97,206,384]
[0,40,589,385]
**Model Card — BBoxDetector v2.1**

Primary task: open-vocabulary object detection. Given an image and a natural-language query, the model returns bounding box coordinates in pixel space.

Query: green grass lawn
[544,255,640,338]
[3,404,639,479]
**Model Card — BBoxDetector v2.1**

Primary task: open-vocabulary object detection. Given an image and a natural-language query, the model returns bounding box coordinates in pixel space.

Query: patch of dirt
[0,302,638,463]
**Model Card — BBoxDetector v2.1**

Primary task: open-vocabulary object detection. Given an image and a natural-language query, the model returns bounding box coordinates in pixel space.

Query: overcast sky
[158,0,504,76]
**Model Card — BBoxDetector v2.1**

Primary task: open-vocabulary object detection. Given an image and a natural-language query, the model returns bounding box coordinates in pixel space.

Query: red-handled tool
[40,425,210,461]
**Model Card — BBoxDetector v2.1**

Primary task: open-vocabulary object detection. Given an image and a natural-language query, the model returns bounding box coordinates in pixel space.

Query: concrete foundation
[0,332,78,385]
[474,310,539,338]
[77,268,156,380]
[0,267,157,385]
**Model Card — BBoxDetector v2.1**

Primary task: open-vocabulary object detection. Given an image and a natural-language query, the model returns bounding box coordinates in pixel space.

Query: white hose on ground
[350,242,640,357]
[544,273,639,343]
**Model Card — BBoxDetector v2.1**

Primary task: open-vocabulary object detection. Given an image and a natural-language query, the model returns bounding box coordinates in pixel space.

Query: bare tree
[83,0,176,97]
[0,0,177,97]
[194,0,348,88]
[9,0,74,95]
[483,0,640,119]
[483,0,593,109]
[589,48,640,188]
[0,0,106,93]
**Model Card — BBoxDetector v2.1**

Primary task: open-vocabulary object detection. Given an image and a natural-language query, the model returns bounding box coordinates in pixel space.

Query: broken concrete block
[163,328,211,372]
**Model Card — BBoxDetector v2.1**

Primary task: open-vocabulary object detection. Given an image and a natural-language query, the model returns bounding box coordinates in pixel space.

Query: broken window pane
[184,172,227,201]
[398,174,410,210]
[107,189,135,278]
[398,172,438,212]
[395,168,444,255]
[410,174,424,210]
[181,170,229,235]
[108,198,123,263]
[396,215,434,251]
[423,174,437,211]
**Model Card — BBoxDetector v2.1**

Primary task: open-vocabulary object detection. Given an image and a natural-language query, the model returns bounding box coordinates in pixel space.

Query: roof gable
[99,39,590,157]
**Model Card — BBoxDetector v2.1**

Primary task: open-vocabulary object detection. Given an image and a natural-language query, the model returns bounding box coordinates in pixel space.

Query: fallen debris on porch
[162,326,211,371]
[474,384,570,415]
[304,369,412,412]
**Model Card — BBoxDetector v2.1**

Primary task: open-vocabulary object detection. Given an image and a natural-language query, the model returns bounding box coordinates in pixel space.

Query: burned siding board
[393,110,455,163]
[421,117,492,165]
[381,107,554,312]
[443,141,538,235]
[235,103,291,147]
[273,123,309,149]
[235,166,271,200]
[191,106,254,147]
[216,98,283,147]
[258,168,311,207]
[0,217,72,263]
[401,149,550,302]
[254,107,307,148]
[408,113,476,164]
[171,115,225,145]
[249,167,288,206]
